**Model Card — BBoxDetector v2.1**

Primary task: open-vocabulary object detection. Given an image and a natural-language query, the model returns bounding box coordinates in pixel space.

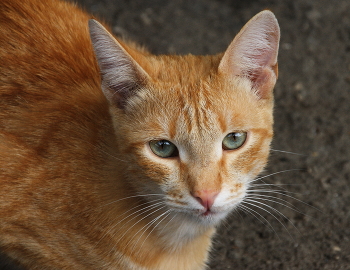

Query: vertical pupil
[159,141,167,149]
[230,133,237,140]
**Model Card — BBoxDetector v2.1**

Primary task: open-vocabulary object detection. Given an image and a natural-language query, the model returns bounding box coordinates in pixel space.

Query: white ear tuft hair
[88,19,149,109]
[219,10,280,99]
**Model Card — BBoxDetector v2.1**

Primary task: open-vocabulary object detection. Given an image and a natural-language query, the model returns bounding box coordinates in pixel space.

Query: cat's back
[0,0,100,90]
[0,0,108,149]
[0,3,115,266]
[0,0,112,187]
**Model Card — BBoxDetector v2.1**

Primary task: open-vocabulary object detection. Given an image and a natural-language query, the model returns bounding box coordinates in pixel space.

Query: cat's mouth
[202,210,212,216]
[197,206,218,217]
[168,204,226,224]
[194,207,230,224]
[166,197,237,224]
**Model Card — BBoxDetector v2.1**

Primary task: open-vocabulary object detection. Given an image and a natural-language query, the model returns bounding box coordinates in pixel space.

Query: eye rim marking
[149,140,179,158]
[222,131,247,151]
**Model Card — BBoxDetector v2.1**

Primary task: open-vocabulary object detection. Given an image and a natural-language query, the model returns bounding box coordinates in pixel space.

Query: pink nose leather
[192,190,218,210]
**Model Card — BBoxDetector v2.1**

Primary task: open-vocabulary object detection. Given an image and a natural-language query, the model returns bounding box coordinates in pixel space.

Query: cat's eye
[222,132,247,150]
[149,140,179,158]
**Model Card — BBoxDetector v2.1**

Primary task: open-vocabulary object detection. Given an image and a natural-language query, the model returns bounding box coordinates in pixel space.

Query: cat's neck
[156,212,215,251]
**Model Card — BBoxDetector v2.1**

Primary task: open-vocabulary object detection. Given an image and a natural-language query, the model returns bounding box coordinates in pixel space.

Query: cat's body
[0,0,280,269]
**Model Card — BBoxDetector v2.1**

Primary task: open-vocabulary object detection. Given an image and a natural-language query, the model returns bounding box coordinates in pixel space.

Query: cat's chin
[196,212,228,227]
[176,207,230,227]
[200,209,231,225]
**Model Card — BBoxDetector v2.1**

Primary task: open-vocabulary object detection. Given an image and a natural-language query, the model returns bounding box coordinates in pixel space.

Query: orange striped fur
[0,0,280,269]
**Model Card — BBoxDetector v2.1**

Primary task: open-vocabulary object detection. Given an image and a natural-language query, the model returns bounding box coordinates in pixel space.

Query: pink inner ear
[218,10,280,99]
[252,66,277,99]
[89,19,150,109]
[246,41,279,99]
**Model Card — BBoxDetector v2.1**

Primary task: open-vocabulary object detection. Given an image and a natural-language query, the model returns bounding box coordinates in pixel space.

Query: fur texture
[0,0,280,269]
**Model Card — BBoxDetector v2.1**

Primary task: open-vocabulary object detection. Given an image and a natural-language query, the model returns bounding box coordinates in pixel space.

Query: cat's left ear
[218,10,280,100]
[88,19,150,109]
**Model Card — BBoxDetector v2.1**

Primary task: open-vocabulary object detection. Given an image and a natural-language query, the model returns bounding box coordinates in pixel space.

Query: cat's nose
[191,190,218,210]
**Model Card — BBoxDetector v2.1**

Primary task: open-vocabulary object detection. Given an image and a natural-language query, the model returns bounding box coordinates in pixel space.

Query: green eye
[222,132,247,150]
[149,140,179,158]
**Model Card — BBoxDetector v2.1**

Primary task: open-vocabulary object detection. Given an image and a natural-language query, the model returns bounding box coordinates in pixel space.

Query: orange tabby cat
[0,0,280,269]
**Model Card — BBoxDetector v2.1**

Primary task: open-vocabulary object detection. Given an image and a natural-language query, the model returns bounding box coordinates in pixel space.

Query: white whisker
[116,202,165,231]
[249,183,298,193]
[244,194,307,216]
[121,205,167,250]
[249,169,301,184]
[243,199,299,238]
[242,200,295,239]
[106,203,166,257]
[97,200,164,249]
[251,183,302,187]
[246,189,321,212]
[247,188,300,195]
[156,212,178,237]
[270,149,307,156]
[77,193,164,218]
[136,210,172,253]
[238,204,279,237]
[103,194,164,206]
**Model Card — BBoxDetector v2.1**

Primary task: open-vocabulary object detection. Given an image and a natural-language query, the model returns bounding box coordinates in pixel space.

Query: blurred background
[73,0,350,269]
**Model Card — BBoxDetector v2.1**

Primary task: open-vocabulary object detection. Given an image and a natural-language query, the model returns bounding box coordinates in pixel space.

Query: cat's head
[89,11,279,227]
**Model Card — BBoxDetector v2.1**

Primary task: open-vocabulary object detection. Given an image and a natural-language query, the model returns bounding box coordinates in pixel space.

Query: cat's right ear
[218,10,280,100]
[88,19,149,109]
